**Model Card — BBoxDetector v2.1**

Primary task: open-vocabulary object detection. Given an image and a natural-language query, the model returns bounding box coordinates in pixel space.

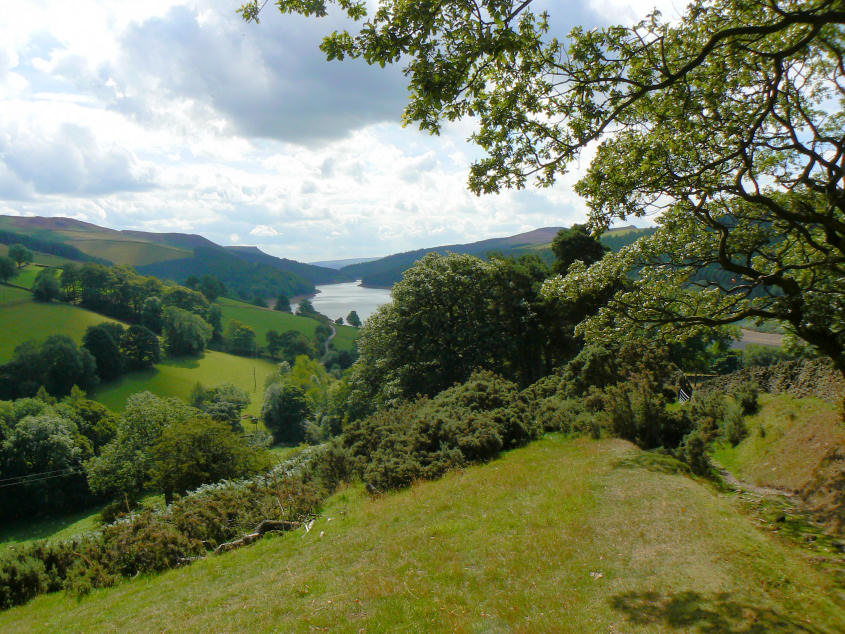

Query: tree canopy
[8,244,33,268]
[0,256,15,282]
[246,0,845,373]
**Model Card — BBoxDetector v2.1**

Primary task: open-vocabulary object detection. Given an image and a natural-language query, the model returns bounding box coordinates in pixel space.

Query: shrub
[722,400,749,446]
[675,428,714,477]
[0,554,48,610]
[262,382,311,445]
[0,457,326,609]
[599,374,694,449]
[733,380,760,415]
[343,371,535,491]
[535,396,600,437]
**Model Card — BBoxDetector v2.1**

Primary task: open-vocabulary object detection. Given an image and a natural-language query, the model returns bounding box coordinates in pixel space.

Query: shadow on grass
[614,451,691,475]
[162,355,203,369]
[0,504,104,547]
[610,590,821,633]
[97,366,159,389]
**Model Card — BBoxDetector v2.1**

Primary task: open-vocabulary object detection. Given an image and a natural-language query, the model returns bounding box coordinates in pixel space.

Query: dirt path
[712,460,796,499]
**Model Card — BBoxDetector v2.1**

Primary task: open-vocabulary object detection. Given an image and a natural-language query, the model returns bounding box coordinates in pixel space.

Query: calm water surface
[292,281,391,323]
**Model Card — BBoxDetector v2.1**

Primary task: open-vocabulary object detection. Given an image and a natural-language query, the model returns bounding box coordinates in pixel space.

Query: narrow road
[324,324,336,355]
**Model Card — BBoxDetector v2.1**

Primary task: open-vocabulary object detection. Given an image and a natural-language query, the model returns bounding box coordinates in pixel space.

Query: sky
[0,0,680,261]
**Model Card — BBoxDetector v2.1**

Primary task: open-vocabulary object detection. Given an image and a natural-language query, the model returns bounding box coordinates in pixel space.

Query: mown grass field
[3,435,842,632]
[92,350,279,417]
[218,297,358,353]
[0,287,121,362]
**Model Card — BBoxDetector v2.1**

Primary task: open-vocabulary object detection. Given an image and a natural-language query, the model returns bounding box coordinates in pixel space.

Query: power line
[0,466,79,484]
[0,469,85,489]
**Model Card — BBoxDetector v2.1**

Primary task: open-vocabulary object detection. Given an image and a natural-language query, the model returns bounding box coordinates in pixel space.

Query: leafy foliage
[224,319,257,356]
[0,256,14,283]
[31,268,59,302]
[261,382,311,445]
[190,382,250,431]
[8,244,33,268]
[347,252,592,417]
[161,306,212,356]
[346,310,361,327]
[0,391,117,520]
[343,371,535,490]
[253,0,845,372]
[0,463,323,609]
[86,392,198,501]
[0,336,98,400]
[150,417,271,503]
[551,225,608,275]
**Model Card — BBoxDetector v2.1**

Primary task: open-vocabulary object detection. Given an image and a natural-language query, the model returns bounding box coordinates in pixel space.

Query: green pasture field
[218,297,358,353]
[92,350,279,417]
[8,264,41,289]
[0,288,121,362]
[3,435,841,632]
[218,297,317,341]
[331,323,358,352]
[0,245,71,267]
[63,237,191,267]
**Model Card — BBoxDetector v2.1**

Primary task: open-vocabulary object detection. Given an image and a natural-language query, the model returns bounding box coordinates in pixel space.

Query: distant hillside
[341,226,655,288]
[340,227,564,287]
[136,246,315,300]
[0,215,347,300]
[309,256,381,269]
[0,228,111,265]
[226,246,352,285]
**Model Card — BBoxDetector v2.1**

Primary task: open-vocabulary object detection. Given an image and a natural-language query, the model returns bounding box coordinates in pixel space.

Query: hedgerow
[0,454,327,610]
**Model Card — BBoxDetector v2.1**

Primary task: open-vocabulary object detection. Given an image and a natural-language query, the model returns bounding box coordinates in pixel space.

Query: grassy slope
[61,237,191,267]
[8,265,39,289]
[713,394,844,490]
[0,287,121,362]
[4,436,842,632]
[0,245,71,267]
[331,323,358,352]
[0,507,105,551]
[218,297,358,353]
[92,351,278,417]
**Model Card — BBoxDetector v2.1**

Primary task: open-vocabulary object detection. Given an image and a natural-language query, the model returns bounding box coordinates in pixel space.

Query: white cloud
[250,225,280,237]
[0,0,657,261]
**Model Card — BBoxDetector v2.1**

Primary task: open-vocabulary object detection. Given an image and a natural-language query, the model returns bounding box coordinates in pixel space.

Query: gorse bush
[599,373,694,450]
[0,458,326,610]
[343,371,537,491]
[534,395,600,437]
[733,380,760,416]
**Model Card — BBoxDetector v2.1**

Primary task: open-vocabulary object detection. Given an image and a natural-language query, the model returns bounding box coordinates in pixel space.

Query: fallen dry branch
[213,519,303,554]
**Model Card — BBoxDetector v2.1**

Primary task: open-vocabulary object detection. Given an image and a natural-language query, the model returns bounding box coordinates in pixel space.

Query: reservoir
[292,280,392,324]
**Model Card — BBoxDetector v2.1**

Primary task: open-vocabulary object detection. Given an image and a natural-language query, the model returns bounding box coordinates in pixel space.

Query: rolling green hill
[218,297,358,353]
[0,215,345,301]
[2,435,841,631]
[92,350,278,417]
[0,286,121,363]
